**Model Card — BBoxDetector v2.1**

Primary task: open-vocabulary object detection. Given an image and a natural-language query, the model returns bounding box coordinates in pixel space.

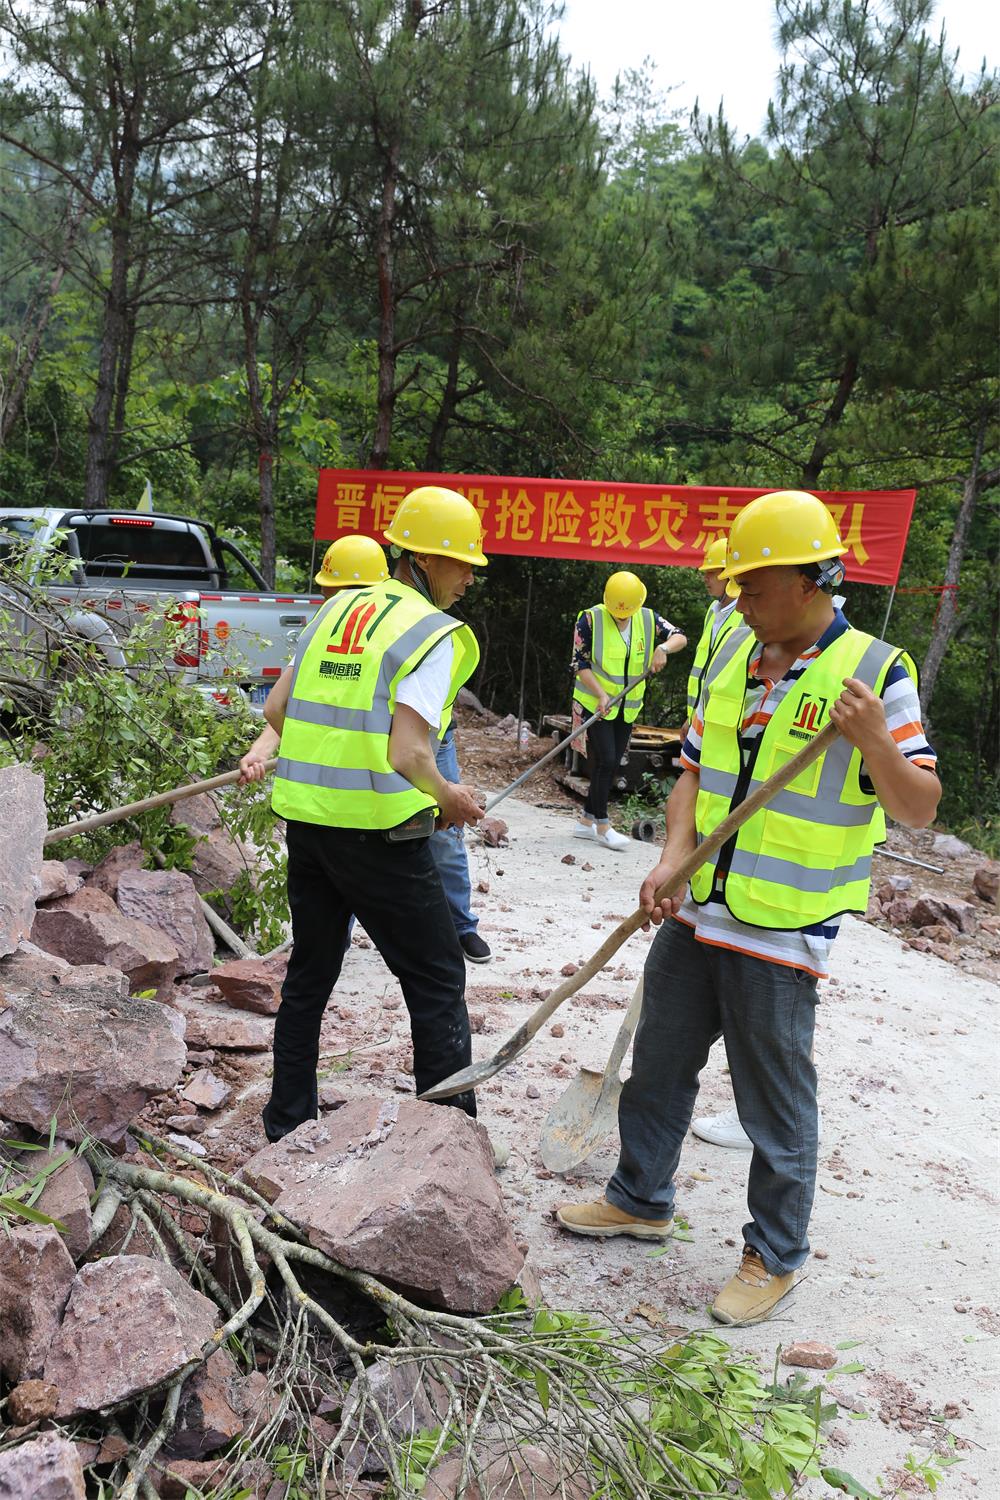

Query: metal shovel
[539,977,644,1172]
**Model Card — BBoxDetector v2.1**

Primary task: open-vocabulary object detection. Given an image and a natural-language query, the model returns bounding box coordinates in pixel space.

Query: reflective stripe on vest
[271,583,479,830]
[686,600,741,719]
[573,605,654,723]
[689,628,915,929]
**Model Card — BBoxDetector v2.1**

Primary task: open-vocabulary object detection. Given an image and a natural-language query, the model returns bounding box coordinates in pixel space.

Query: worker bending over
[557,490,939,1325]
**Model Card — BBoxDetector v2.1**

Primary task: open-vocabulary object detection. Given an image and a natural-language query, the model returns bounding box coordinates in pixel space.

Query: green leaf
[0,1195,67,1229]
[835,1339,865,1350]
[534,1367,550,1412]
[827,1361,865,1376]
[820,1467,879,1499]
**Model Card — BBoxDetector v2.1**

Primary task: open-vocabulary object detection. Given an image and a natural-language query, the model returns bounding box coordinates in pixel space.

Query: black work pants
[583,710,633,821]
[263,819,475,1142]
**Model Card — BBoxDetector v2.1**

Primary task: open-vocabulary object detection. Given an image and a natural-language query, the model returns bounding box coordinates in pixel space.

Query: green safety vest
[573,604,655,724]
[686,599,742,720]
[689,625,918,929]
[272,583,479,830]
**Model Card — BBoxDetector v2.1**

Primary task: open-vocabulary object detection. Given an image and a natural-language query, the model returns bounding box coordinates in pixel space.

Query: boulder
[11,1141,95,1259]
[973,862,1000,906]
[171,793,252,907]
[478,816,509,848]
[0,1227,76,1382]
[209,957,283,1015]
[884,896,915,926]
[166,1348,246,1459]
[0,764,46,959]
[241,1100,524,1314]
[116,868,214,977]
[174,990,273,1051]
[931,833,972,860]
[0,978,185,1143]
[875,876,911,903]
[423,1445,591,1500]
[152,1458,233,1499]
[36,860,83,904]
[86,840,146,899]
[0,1432,86,1500]
[909,894,978,934]
[44,1256,219,1417]
[31,885,179,995]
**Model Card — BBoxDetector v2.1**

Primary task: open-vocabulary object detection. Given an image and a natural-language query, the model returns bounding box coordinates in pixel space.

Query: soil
[138,706,998,1497]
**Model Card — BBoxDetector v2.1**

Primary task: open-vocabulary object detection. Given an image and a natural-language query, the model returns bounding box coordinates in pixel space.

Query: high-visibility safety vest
[573,604,655,724]
[686,599,742,720]
[272,583,479,830]
[689,625,918,929]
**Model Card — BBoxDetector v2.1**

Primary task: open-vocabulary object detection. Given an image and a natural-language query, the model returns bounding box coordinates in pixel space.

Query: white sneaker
[573,821,598,841]
[596,827,631,850]
[691,1105,824,1149]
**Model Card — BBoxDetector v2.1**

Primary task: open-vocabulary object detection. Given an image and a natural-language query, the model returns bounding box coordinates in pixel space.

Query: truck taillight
[166,600,201,668]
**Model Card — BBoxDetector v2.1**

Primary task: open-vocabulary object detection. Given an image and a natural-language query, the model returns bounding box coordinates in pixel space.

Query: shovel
[539,977,644,1173]
[420,718,840,1100]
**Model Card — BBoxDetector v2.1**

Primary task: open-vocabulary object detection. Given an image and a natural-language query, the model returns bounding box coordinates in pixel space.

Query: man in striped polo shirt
[557,490,940,1326]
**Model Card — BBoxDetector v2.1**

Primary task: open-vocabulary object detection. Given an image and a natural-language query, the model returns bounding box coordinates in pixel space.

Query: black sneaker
[460,931,492,963]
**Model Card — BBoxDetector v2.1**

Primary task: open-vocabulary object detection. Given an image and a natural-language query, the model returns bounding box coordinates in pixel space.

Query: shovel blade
[538,1069,623,1173]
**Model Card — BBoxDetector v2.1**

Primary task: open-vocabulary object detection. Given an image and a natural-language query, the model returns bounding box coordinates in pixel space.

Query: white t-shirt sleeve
[394,635,454,730]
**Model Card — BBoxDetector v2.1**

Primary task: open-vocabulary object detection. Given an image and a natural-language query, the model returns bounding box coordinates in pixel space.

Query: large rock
[0,979,185,1143]
[171,793,252,907]
[174,990,273,1050]
[36,860,83,904]
[973,862,1000,906]
[909,894,978,934]
[11,1141,95,1260]
[86,840,146,899]
[210,957,282,1015]
[44,1256,219,1417]
[423,1445,591,1500]
[31,884,179,994]
[116,867,214,977]
[241,1100,524,1314]
[0,765,46,959]
[931,833,972,860]
[0,1432,86,1500]
[0,1227,76,1382]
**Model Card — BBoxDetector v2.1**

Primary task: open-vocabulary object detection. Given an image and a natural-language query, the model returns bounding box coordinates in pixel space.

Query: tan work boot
[710,1246,797,1326]
[555,1198,674,1241]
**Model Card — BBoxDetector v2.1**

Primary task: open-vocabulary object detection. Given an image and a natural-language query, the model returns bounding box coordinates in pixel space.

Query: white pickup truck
[0,507,321,706]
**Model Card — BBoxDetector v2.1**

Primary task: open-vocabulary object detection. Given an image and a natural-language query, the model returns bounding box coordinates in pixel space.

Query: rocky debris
[0,1431,86,1500]
[32,885,179,995]
[909,894,978,934]
[7,1378,60,1423]
[44,1256,219,1418]
[0,764,46,959]
[478,815,509,848]
[170,792,251,908]
[560,961,578,976]
[209,957,283,1015]
[174,990,273,1050]
[0,978,185,1144]
[86,840,147,899]
[423,1444,591,1500]
[931,833,972,860]
[882,896,915,926]
[876,876,912,901]
[36,860,83,904]
[241,1101,524,1314]
[116,868,214,977]
[152,1457,233,1499]
[973,863,999,905]
[560,853,575,865]
[0,1227,76,1382]
[166,1348,246,1459]
[341,1358,449,1476]
[10,1141,95,1259]
[182,1067,232,1111]
[781,1341,838,1370]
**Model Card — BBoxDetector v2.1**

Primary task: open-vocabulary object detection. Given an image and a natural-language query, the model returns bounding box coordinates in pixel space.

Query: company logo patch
[319,661,362,680]
[788,692,829,740]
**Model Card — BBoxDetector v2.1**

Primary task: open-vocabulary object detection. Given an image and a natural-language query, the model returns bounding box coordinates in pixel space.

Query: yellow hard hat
[722,490,845,597]
[699,536,728,572]
[384,486,488,566]
[604,570,647,620]
[315,535,388,589]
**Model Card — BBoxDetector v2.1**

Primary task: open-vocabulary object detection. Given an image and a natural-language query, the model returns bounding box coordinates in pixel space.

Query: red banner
[315,470,917,587]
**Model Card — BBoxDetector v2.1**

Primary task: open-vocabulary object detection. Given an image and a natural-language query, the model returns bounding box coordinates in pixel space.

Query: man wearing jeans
[557,491,940,1325]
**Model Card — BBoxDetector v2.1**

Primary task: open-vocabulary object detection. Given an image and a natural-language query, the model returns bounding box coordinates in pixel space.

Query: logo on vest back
[788,692,828,740]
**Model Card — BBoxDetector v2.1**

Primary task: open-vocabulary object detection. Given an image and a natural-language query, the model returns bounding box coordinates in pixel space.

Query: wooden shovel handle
[44,759,279,846]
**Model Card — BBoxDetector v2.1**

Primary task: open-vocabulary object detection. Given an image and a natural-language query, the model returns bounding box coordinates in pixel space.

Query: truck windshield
[71,519,212,580]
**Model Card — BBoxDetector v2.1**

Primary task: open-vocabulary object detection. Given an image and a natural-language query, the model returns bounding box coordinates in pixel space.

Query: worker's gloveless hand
[596,691,611,717]
[238,746,270,784]
[638,860,687,926]
[651,647,668,673]
[438,781,486,829]
[828,677,890,755]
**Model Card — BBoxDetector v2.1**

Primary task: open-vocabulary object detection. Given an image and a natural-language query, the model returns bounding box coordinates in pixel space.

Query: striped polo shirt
[675,609,937,978]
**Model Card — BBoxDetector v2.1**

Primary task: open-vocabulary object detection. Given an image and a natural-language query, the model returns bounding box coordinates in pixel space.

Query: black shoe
[460,931,492,964]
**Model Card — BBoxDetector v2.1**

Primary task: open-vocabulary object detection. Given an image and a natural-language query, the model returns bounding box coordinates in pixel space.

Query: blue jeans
[430,730,478,940]
[607,917,819,1275]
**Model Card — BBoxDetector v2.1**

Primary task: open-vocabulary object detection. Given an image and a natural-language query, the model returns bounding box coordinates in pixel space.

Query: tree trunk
[369,141,400,469]
[108,296,139,476]
[257,444,277,587]
[800,353,860,489]
[84,221,131,506]
[424,318,463,469]
[919,414,993,719]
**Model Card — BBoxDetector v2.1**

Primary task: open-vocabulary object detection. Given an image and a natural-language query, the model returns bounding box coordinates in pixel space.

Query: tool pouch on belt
[382,807,437,843]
